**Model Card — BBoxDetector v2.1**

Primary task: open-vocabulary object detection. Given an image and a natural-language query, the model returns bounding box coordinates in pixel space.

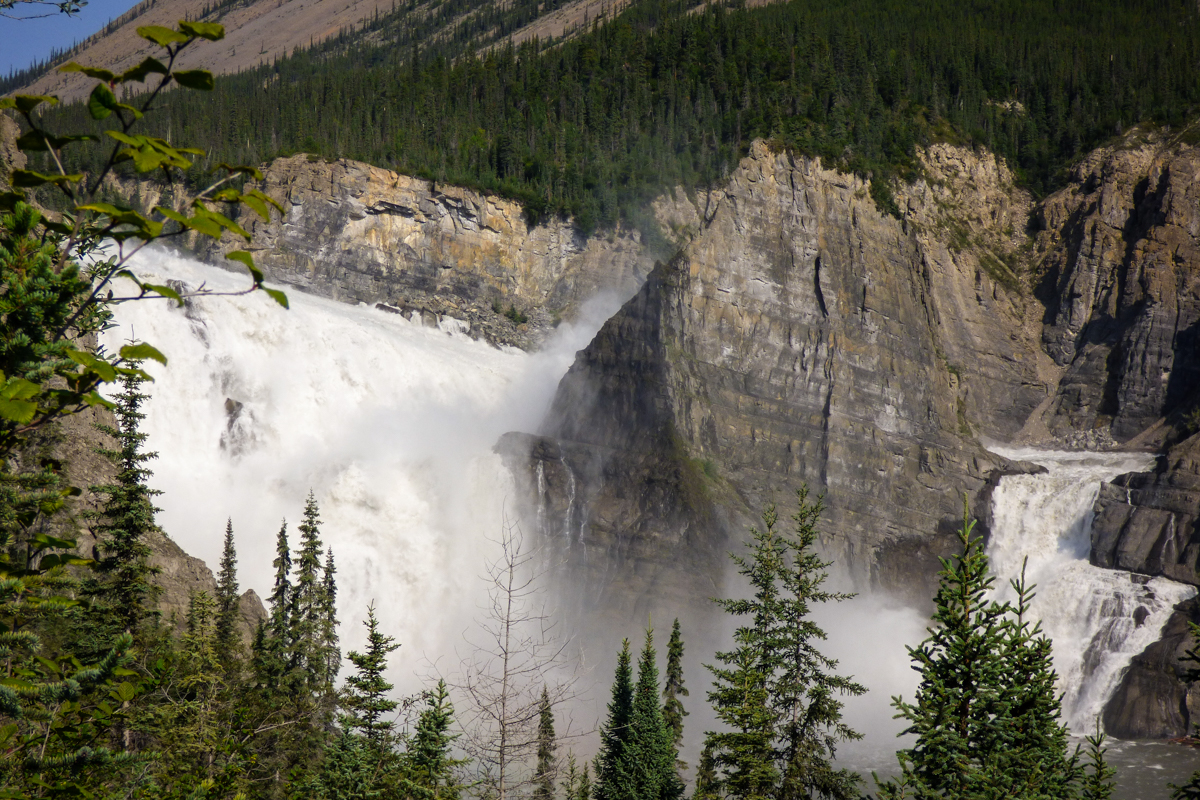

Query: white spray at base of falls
[101,249,627,694]
[987,446,1197,733]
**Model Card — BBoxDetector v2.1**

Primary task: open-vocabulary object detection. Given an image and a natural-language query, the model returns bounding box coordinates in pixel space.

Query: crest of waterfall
[101,249,618,695]
[987,447,1197,733]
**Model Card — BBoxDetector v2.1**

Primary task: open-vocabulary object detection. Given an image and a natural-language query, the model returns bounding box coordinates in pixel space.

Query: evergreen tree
[1081,729,1116,800]
[595,639,634,800]
[341,603,400,750]
[692,744,718,800]
[89,365,162,634]
[404,679,468,800]
[214,518,241,666]
[1169,622,1200,799]
[267,518,291,642]
[289,490,324,682]
[319,546,341,690]
[705,490,863,800]
[878,502,1083,800]
[535,685,556,800]
[620,628,684,800]
[662,618,688,774]
[577,761,592,800]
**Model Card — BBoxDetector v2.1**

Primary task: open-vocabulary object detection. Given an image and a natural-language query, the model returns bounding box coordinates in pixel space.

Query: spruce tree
[692,744,718,800]
[1169,622,1200,799]
[705,490,863,800]
[620,628,684,800]
[267,518,291,642]
[878,502,1082,800]
[214,518,241,666]
[289,490,324,682]
[662,619,688,774]
[89,365,161,634]
[319,546,341,690]
[595,639,634,800]
[1081,729,1116,800]
[535,685,556,800]
[341,603,400,750]
[577,761,592,800]
[404,679,467,800]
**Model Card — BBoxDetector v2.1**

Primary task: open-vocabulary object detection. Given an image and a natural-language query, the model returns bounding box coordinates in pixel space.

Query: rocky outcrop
[1033,133,1200,443]
[1103,597,1200,739]
[507,141,1033,613]
[200,155,657,348]
[1,114,25,192]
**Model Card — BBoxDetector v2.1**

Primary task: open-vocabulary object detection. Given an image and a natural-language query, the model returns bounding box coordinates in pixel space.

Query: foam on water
[987,447,1197,732]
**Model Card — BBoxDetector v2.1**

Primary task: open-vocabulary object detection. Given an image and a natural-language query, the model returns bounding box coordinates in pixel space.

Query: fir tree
[662,618,688,774]
[620,628,684,800]
[341,603,400,750]
[1081,728,1116,800]
[289,490,324,682]
[267,518,291,642]
[705,490,863,800]
[692,744,718,800]
[89,365,162,634]
[404,679,467,800]
[535,685,556,800]
[319,546,341,690]
[878,501,1082,800]
[214,518,241,666]
[1169,622,1200,799]
[577,761,592,800]
[595,639,634,800]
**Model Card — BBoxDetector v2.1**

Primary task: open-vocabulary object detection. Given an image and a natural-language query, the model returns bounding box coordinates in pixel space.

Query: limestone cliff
[200,155,657,348]
[502,141,1035,616]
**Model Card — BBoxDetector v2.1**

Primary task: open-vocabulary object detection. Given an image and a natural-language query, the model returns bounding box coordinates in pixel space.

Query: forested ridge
[37,0,1200,230]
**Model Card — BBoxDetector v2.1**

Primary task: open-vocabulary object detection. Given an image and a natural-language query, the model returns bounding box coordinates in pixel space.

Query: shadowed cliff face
[507,141,1030,614]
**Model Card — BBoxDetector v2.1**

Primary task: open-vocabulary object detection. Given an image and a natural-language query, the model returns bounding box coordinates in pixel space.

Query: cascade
[101,250,620,691]
[987,447,1197,732]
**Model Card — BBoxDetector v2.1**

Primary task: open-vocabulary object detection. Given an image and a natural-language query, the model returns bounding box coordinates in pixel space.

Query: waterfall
[987,447,1197,733]
[101,249,621,692]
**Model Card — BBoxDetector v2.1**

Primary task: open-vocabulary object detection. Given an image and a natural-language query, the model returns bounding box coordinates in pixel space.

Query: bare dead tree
[453,519,581,800]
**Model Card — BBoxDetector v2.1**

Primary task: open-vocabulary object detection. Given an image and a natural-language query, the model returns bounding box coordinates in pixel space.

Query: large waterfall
[102,250,624,690]
[987,447,1197,732]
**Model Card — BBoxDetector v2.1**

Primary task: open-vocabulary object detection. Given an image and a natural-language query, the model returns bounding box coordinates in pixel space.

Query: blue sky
[2,0,144,77]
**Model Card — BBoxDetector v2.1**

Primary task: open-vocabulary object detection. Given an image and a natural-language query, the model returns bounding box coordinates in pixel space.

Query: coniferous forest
[34,0,1200,230]
[6,0,1200,796]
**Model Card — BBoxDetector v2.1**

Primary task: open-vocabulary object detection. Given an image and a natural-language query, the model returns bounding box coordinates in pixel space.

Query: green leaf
[225,251,264,283]
[118,56,169,83]
[216,162,264,181]
[115,681,137,702]
[87,83,119,121]
[178,20,225,40]
[65,350,117,383]
[75,201,127,216]
[173,69,214,91]
[245,188,285,214]
[10,170,82,188]
[263,287,290,309]
[58,62,117,82]
[240,194,269,220]
[32,532,77,550]
[82,392,116,411]
[141,283,183,306]
[1,378,40,402]
[0,398,36,425]
[137,25,189,46]
[3,95,59,113]
[15,131,95,152]
[119,342,168,365]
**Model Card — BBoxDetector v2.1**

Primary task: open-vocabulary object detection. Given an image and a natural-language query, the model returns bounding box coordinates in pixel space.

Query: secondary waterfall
[987,447,1197,733]
[101,250,624,692]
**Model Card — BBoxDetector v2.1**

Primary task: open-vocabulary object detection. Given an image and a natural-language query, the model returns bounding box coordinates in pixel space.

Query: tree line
[30,0,1200,232]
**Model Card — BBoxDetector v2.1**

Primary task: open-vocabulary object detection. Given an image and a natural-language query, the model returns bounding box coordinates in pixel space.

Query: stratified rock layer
[202,155,655,347]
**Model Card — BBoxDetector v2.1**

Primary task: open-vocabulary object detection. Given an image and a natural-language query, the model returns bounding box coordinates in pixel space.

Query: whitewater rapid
[987,447,1197,733]
[101,250,624,692]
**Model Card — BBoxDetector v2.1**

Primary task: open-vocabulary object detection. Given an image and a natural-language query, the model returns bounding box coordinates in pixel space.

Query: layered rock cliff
[201,155,657,348]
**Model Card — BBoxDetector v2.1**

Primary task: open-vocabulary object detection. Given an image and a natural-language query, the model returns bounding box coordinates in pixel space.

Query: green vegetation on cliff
[36,0,1200,230]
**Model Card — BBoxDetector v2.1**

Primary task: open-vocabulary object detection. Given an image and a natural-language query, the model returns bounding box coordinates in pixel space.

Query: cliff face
[202,155,656,347]
[504,141,1035,614]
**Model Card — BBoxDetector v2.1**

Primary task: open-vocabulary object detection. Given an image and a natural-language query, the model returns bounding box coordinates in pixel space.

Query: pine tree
[595,639,634,800]
[534,685,556,800]
[89,365,162,634]
[405,679,467,800]
[214,518,241,666]
[878,501,1083,800]
[341,603,400,750]
[705,490,864,800]
[662,619,688,774]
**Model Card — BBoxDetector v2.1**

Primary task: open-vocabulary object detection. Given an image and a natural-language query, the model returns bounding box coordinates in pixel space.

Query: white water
[101,249,625,693]
[987,446,1197,733]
